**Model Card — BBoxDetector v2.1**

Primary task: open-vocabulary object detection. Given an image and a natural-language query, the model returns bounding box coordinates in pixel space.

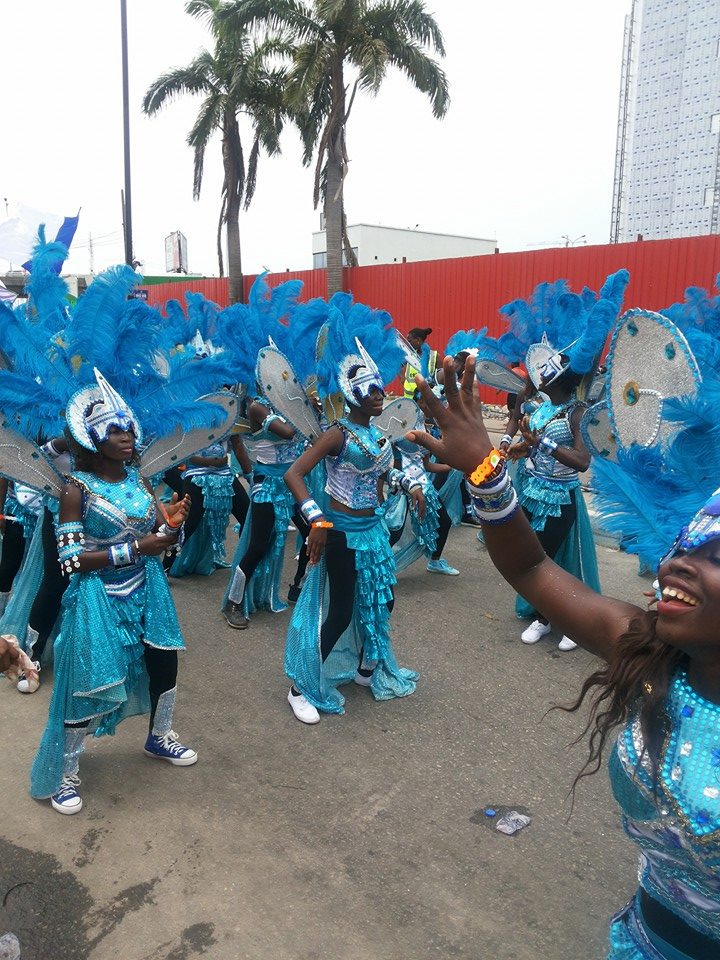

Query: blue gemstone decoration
[696,810,710,826]
[485,808,496,817]
[681,705,694,718]
[627,320,638,336]
[711,748,720,767]
[664,342,676,360]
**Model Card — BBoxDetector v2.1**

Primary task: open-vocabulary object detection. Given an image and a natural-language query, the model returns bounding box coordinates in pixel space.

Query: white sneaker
[17,661,41,694]
[354,671,373,687]
[558,636,578,651]
[50,775,83,815]
[521,620,552,645]
[287,689,320,724]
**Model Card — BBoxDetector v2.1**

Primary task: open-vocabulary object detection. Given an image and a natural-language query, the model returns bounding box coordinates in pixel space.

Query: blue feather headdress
[315,293,404,402]
[0,235,234,443]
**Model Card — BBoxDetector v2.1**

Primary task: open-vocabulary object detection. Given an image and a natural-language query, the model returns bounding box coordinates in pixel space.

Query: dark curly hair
[560,611,684,796]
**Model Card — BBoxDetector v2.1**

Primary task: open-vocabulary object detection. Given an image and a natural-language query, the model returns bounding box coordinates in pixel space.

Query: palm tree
[221,0,449,296]
[142,0,289,303]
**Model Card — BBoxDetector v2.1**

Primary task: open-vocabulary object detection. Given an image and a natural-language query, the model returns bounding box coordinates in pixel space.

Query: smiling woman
[407,356,720,960]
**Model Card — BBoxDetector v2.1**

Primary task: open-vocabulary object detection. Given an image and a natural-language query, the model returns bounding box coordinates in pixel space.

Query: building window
[711,113,720,134]
[704,187,716,207]
[312,247,358,269]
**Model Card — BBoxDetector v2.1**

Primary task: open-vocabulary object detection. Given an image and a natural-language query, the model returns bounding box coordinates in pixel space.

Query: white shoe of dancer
[521,620,552,644]
[287,689,320,724]
[558,636,578,651]
[354,671,373,687]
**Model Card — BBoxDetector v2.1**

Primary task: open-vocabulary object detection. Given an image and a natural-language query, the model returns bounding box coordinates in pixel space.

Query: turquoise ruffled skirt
[285,509,418,713]
[223,468,294,615]
[386,480,440,573]
[514,465,601,619]
[30,557,185,799]
[171,473,234,577]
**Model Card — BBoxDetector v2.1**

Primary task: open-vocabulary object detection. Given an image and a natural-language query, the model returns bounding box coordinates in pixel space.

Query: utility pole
[88,232,95,274]
[120,0,133,266]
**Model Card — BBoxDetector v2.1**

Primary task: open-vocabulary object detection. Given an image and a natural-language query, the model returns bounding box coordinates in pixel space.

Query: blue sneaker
[144,730,198,766]
[427,558,460,576]
[51,774,83,815]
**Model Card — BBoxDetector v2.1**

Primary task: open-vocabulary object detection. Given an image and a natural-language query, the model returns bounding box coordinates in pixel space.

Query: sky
[2,0,632,277]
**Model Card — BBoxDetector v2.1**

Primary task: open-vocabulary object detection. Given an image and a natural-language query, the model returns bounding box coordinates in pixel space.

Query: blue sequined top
[70,467,156,597]
[526,400,581,483]
[244,402,301,466]
[610,670,720,941]
[325,418,394,510]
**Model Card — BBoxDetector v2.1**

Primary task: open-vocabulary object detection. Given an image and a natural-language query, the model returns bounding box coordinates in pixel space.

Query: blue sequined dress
[285,418,418,713]
[223,409,302,615]
[170,442,234,576]
[30,467,185,799]
[608,669,720,958]
[385,438,440,572]
[515,398,601,618]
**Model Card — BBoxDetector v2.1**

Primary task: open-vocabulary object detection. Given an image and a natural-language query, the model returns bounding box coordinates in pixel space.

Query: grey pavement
[0,525,647,960]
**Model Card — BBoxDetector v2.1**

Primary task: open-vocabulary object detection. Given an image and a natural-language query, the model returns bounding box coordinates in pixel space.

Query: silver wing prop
[315,320,346,422]
[375,397,424,444]
[580,401,619,463]
[394,330,423,371]
[139,392,238,479]
[0,421,65,499]
[474,359,526,394]
[257,345,322,442]
[607,309,701,450]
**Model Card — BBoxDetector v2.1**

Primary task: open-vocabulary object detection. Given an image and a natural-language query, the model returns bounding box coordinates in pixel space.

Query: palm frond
[385,40,449,117]
[142,56,216,114]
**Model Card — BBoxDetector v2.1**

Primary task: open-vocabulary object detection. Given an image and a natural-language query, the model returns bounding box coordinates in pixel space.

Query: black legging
[387,499,451,561]
[28,508,69,660]
[183,475,249,544]
[0,518,25,592]
[66,645,177,732]
[528,488,578,561]
[289,510,311,589]
[238,500,276,583]
[320,530,394,662]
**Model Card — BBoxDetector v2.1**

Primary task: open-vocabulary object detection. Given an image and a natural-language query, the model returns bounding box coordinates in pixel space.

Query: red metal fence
[141,234,720,397]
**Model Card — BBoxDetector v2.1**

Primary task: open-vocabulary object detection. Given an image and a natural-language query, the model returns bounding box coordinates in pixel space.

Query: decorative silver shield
[375,397,423,444]
[607,309,701,450]
[474,359,526,394]
[140,392,237,478]
[0,421,65,499]
[257,346,322,441]
[580,401,619,463]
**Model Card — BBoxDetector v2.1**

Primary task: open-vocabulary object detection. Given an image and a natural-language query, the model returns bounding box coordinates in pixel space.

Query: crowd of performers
[3,231,720,958]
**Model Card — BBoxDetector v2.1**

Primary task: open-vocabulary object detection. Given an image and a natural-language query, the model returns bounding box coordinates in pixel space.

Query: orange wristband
[311,520,334,529]
[466,449,504,486]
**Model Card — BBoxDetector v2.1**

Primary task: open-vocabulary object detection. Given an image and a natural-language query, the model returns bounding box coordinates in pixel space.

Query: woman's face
[99,426,135,462]
[656,541,720,655]
[355,385,385,418]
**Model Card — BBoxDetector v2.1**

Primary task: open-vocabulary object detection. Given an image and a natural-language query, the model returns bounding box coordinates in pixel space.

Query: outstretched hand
[406,356,493,475]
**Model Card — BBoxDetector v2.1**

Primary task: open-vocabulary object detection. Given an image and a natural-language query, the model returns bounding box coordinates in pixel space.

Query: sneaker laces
[55,774,81,800]
[154,730,187,755]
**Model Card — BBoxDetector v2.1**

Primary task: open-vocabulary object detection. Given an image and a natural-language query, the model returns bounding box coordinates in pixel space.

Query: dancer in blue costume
[410,351,720,960]
[479,270,631,650]
[284,333,423,724]
[169,436,250,577]
[223,396,302,629]
[0,480,42,616]
[31,371,196,815]
[506,366,599,651]
[386,436,459,576]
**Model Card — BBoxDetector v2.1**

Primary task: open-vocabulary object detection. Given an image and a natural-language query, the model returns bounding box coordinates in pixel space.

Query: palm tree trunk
[325,62,347,297]
[223,113,244,304]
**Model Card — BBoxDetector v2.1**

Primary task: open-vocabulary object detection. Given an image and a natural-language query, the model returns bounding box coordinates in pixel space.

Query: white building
[311,223,497,269]
[611,0,720,242]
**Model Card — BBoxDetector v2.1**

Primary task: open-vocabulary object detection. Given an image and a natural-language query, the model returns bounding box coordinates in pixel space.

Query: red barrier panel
[137,234,720,401]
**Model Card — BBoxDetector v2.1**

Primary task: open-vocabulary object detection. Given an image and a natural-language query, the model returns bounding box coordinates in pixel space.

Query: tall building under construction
[611,0,720,242]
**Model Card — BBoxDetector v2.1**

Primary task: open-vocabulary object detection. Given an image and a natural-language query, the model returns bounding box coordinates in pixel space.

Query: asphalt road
[0,524,646,960]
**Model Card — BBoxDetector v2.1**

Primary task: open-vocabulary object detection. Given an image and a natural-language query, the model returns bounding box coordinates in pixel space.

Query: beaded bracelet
[466,449,504,486]
[466,462,519,525]
[539,436,558,454]
[299,498,324,524]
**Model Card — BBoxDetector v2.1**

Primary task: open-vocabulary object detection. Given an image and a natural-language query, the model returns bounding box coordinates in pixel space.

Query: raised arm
[407,358,643,661]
